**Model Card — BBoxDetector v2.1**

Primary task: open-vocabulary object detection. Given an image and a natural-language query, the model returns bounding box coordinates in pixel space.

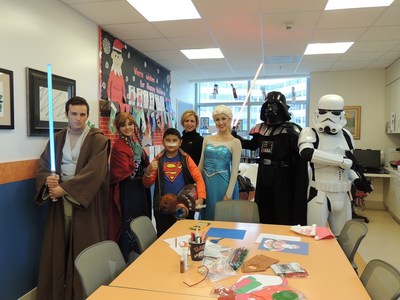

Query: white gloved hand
[340,158,353,169]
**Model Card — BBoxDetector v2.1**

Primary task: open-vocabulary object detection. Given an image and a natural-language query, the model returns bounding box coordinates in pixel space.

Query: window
[196,77,310,138]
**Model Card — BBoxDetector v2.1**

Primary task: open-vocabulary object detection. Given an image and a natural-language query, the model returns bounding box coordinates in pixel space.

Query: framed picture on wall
[0,68,14,129]
[344,106,361,140]
[200,117,209,129]
[26,68,75,136]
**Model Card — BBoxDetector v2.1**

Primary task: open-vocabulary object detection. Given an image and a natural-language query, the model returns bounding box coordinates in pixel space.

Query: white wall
[386,57,400,84]
[310,69,400,150]
[1,0,399,164]
[170,73,196,132]
[0,0,99,163]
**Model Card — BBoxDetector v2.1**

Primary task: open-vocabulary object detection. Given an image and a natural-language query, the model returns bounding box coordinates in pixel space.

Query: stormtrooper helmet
[313,94,347,134]
[260,91,291,125]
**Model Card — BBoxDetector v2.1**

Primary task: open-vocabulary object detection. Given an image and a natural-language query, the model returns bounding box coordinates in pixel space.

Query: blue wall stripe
[0,179,47,300]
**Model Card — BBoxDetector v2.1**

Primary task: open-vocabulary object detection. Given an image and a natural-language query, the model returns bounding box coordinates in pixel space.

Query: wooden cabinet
[385,172,400,223]
[385,79,400,133]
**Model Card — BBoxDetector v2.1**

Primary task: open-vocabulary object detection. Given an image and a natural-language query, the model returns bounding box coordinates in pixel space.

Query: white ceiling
[62,0,400,81]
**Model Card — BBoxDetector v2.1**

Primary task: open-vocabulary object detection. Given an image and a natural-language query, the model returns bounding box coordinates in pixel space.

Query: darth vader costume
[236,91,308,225]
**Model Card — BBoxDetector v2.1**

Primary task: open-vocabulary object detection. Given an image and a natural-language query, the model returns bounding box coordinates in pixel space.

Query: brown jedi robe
[35,127,110,300]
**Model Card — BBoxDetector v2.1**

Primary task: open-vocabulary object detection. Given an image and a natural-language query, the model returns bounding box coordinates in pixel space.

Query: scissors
[179,241,189,248]
[208,237,224,244]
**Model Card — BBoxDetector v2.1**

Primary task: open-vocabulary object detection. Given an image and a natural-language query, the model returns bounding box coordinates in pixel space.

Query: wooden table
[110,220,371,299]
[87,285,215,299]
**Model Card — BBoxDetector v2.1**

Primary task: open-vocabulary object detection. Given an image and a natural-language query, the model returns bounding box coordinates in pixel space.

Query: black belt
[261,159,291,167]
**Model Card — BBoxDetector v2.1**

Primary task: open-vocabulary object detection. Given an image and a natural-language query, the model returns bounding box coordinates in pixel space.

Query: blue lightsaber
[47,64,56,174]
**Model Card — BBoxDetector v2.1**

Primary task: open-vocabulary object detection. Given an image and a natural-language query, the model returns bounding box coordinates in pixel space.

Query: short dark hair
[65,96,90,115]
[163,128,181,139]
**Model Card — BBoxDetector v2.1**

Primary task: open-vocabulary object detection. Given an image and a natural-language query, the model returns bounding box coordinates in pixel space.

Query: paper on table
[258,238,309,255]
[163,234,191,255]
[315,226,335,240]
[255,233,300,243]
[290,224,335,240]
[204,241,230,258]
[206,227,246,239]
[235,274,286,293]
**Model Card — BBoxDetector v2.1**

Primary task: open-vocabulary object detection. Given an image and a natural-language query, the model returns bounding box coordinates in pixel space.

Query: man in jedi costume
[35,96,110,299]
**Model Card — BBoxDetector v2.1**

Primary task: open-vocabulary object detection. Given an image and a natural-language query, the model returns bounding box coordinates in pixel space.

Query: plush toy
[159,194,178,214]
[159,184,197,219]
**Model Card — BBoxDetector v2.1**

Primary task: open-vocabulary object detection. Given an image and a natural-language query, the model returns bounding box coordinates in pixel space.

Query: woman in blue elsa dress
[198,105,242,220]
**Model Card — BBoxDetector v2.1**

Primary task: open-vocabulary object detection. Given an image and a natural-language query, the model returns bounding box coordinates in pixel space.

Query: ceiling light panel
[304,42,354,55]
[325,0,394,10]
[127,0,201,22]
[180,48,224,59]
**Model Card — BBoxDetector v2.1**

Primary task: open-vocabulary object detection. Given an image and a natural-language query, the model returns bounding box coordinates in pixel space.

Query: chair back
[360,259,400,300]
[214,200,260,223]
[337,220,368,266]
[130,216,158,253]
[75,240,126,297]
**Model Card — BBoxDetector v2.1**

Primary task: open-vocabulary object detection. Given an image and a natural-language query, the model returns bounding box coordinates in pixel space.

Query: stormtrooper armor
[298,94,359,235]
[313,94,347,134]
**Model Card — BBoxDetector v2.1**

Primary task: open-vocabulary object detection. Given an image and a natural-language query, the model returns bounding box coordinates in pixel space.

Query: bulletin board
[99,28,175,147]
[99,28,171,107]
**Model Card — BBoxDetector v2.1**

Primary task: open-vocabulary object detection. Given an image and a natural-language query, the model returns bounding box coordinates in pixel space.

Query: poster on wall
[99,28,173,146]
[343,106,361,140]
[0,68,14,129]
[99,29,171,108]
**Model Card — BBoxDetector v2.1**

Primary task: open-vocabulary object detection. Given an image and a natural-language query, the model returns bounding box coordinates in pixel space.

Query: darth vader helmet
[260,91,291,125]
[313,94,347,134]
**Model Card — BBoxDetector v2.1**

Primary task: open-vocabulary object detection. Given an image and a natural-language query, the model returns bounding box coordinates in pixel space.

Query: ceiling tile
[102,23,163,40]
[61,0,400,80]
[68,0,145,24]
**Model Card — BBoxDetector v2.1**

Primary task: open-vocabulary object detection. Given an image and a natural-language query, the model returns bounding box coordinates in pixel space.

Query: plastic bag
[203,252,237,282]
